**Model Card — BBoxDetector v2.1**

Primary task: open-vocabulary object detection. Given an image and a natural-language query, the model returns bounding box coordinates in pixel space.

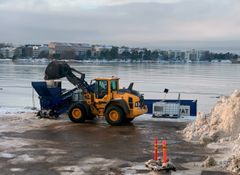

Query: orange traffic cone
[162,140,168,167]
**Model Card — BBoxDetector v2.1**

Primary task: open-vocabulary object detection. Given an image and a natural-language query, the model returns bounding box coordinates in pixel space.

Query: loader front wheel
[68,104,86,123]
[105,106,124,126]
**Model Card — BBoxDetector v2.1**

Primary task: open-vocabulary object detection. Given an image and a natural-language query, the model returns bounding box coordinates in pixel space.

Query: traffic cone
[154,136,158,161]
[162,140,168,167]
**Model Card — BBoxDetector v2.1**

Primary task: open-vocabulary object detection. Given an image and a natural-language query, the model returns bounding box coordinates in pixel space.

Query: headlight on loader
[135,102,139,107]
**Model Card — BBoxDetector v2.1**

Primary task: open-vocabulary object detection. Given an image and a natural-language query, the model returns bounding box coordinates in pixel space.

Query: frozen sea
[0,59,240,114]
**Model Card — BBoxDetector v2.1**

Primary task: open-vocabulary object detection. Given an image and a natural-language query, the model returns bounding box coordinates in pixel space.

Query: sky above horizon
[0,0,240,50]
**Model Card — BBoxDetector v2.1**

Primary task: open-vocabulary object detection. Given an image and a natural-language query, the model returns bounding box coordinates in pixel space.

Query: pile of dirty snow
[182,90,240,174]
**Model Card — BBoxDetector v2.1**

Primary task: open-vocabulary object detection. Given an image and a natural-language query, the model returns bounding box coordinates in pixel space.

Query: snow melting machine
[32,81,76,118]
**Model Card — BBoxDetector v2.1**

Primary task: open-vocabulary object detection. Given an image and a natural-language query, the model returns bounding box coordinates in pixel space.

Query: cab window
[96,80,108,98]
[111,80,118,91]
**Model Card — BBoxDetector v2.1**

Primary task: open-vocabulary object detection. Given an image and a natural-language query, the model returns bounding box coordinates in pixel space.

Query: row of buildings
[0,42,218,62]
[48,42,113,59]
[0,42,113,59]
[0,44,49,59]
[159,49,210,62]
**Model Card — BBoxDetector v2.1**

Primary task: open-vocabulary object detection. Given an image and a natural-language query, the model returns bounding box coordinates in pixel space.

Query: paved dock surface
[0,114,233,175]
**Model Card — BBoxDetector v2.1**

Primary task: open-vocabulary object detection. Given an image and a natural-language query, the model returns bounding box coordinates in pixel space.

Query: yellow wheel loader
[43,61,147,126]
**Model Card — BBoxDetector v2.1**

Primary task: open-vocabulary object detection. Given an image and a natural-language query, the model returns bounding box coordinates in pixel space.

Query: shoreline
[0,58,235,64]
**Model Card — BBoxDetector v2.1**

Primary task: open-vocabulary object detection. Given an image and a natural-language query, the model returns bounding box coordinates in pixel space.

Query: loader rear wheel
[105,106,124,126]
[68,104,86,123]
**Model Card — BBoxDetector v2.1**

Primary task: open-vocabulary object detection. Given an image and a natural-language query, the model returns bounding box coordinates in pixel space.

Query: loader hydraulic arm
[44,61,93,92]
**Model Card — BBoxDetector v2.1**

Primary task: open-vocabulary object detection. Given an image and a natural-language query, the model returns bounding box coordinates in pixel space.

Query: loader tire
[68,104,86,123]
[105,106,124,126]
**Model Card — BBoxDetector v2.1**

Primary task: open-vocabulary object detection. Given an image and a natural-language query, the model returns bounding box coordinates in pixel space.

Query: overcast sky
[0,0,240,50]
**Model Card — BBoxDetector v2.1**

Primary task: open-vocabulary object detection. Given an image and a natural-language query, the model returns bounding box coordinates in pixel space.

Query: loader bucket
[44,61,71,80]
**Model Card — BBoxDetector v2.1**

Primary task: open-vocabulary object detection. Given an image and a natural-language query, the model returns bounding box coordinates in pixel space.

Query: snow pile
[226,136,240,173]
[203,156,216,167]
[182,90,240,174]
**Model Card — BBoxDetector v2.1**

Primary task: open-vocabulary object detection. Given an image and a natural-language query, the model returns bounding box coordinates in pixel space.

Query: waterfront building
[167,50,185,61]
[185,49,209,62]
[48,42,92,59]
[0,47,15,58]
[32,46,39,58]
[92,45,113,57]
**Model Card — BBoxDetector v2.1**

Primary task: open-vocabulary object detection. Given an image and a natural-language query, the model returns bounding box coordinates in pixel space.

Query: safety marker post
[145,138,176,172]
[154,136,158,161]
[162,140,168,167]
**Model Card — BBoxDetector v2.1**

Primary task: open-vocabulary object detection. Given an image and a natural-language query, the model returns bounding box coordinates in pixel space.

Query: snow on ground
[0,106,37,116]
[2,106,234,174]
[0,109,71,173]
[135,114,196,122]
[0,152,16,158]
[53,158,150,175]
[10,168,25,172]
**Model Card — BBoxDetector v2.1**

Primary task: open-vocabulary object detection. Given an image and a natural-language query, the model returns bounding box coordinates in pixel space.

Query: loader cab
[94,77,119,99]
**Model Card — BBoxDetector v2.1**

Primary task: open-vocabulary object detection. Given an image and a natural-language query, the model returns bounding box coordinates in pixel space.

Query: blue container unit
[144,99,197,117]
[32,81,77,117]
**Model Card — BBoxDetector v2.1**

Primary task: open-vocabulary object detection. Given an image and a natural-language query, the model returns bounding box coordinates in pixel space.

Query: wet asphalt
[0,117,233,175]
